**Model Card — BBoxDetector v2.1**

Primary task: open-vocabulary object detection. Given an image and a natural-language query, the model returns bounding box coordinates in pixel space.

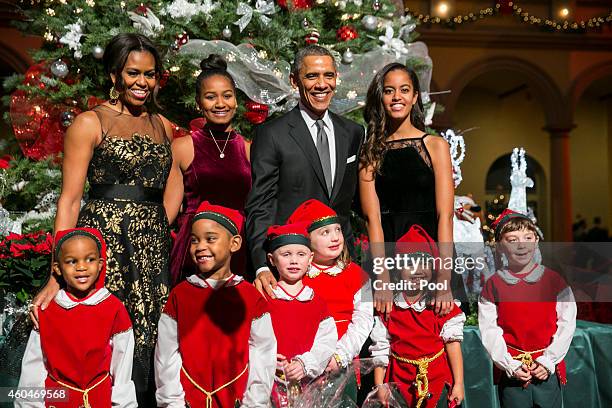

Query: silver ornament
[302,18,309,28]
[362,15,378,31]
[50,60,69,78]
[372,0,381,11]
[342,48,354,64]
[60,111,76,128]
[222,26,232,39]
[92,45,104,59]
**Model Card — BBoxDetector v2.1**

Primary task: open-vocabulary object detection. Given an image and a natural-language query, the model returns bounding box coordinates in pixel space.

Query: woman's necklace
[208,128,231,158]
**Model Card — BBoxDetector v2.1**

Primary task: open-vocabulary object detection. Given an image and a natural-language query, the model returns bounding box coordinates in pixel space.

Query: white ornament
[222,25,232,39]
[346,90,357,100]
[398,15,417,40]
[92,45,104,59]
[128,8,163,38]
[234,1,276,32]
[362,15,378,31]
[59,18,84,59]
[50,60,69,78]
[342,48,354,64]
[160,0,218,22]
[379,26,409,58]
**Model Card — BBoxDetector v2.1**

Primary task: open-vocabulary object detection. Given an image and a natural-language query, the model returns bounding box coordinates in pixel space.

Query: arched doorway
[569,62,612,233]
[484,152,547,236]
[448,57,561,237]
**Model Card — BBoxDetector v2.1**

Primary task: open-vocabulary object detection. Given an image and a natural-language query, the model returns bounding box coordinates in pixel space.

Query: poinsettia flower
[0,154,11,169]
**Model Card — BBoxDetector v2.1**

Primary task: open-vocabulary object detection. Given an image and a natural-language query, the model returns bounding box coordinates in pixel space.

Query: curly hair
[360,63,425,174]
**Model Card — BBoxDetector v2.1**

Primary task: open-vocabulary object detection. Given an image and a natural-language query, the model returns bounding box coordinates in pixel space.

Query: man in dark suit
[246,45,364,295]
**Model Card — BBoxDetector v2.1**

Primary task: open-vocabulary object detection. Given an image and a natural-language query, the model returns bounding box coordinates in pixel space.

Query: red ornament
[159,70,170,88]
[305,28,320,45]
[24,63,48,87]
[169,121,190,138]
[136,3,148,15]
[277,0,313,10]
[9,90,81,160]
[336,25,359,42]
[244,100,269,125]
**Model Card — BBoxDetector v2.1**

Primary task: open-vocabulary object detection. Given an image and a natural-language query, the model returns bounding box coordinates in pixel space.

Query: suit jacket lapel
[330,112,350,203]
[288,107,328,195]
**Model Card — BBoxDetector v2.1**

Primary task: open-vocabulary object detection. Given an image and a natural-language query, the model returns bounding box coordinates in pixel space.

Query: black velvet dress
[375,135,469,305]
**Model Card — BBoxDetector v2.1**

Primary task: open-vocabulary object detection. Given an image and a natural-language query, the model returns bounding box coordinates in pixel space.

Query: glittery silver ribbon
[233,1,276,33]
[180,40,432,114]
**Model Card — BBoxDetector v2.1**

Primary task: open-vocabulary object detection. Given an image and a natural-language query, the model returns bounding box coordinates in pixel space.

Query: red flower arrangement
[0,231,53,304]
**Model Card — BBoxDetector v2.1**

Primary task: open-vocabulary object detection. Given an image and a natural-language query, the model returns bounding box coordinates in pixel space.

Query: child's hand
[448,382,464,406]
[325,357,340,373]
[530,363,550,381]
[374,384,390,403]
[277,354,288,371]
[512,364,532,382]
[285,359,306,382]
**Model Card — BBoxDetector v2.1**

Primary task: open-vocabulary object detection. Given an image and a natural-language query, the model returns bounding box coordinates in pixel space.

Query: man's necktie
[315,119,333,195]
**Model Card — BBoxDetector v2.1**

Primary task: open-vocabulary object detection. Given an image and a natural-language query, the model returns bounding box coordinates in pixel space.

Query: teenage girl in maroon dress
[164,55,251,285]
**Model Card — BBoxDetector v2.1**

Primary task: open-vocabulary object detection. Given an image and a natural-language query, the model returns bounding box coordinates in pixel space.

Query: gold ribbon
[392,348,445,408]
[508,345,547,367]
[50,372,110,408]
[181,364,248,408]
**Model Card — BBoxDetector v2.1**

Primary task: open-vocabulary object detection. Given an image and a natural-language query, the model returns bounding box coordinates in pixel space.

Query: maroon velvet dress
[169,125,251,285]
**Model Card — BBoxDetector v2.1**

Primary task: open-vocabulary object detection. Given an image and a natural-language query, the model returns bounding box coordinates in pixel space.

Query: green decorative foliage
[5,0,415,135]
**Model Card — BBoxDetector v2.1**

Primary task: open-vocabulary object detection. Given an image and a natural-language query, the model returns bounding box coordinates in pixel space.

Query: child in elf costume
[264,222,338,408]
[287,200,373,382]
[18,228,137,408]
[479,209,576,408]
[155,201,277,408]
[369,225,465,408]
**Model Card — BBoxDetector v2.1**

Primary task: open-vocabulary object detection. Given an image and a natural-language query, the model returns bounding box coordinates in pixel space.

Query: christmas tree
[5,0,434,159]
[0,0,436,302]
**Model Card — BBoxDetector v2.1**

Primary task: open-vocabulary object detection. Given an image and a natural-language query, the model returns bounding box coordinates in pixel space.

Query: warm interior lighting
[560,7,570,18]
[437,2,449,16]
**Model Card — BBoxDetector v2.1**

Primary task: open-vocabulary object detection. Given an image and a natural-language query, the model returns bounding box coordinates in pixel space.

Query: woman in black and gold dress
[30,33,173,403]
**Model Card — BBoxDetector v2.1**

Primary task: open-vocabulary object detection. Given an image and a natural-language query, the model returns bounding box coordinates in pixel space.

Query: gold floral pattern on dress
[77,119,172,391]
[88,133,172,188]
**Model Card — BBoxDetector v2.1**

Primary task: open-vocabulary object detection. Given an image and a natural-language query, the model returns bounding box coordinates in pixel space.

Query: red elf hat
[193,201,243,236]
[54,227,107,290]
[287,199,340,233]
[265,222,311,253]
[491,208,532,239]
[395,224,439,259]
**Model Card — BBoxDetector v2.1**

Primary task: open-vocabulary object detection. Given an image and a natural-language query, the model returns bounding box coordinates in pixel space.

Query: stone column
[546,126,574,241]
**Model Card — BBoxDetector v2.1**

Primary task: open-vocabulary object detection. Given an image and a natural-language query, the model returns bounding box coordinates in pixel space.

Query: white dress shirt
[299,102,336,184]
